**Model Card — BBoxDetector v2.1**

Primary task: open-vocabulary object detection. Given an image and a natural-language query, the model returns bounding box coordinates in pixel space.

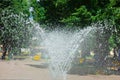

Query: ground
[0,59,120,80]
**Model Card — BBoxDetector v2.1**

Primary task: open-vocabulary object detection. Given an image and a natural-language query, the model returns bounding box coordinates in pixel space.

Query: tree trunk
[1,44,8,60]
[2,51,7,60]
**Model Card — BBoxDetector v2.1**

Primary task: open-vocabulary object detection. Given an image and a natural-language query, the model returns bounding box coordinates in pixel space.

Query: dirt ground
[0,59,120,80]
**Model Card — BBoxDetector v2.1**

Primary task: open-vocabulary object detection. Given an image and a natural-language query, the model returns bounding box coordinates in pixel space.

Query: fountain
[39,27,96,80]
[1,7,111,80]
[26,1,98,80]
[29,22,97,80]
[1,0,113,80]
[27,17,97,80]
[1,9,112,78]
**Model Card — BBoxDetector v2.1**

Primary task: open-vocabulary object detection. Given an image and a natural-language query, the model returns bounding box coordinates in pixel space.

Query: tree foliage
[0,0,120,61]
[0,9,32,59]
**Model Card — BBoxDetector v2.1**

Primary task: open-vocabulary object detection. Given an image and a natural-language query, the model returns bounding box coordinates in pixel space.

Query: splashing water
[34,26,97,80]
[1,1,114,78]
[26,2,95,79]
[1,8,97,80]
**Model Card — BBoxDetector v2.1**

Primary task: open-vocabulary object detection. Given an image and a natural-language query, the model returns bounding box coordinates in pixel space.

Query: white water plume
[38,26,97,80]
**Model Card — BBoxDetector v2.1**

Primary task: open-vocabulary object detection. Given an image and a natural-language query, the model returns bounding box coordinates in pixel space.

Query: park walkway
[0,59,120,80]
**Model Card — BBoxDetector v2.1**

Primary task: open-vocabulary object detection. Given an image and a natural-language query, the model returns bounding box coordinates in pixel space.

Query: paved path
[0,59,120,80]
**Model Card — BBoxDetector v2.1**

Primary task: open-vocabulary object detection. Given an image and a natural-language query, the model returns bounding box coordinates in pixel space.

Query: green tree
[61,6,92,27]
[12,0,29,14]
[0,9,32,59]
[31,0,46,23]
[0,0,13,29]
